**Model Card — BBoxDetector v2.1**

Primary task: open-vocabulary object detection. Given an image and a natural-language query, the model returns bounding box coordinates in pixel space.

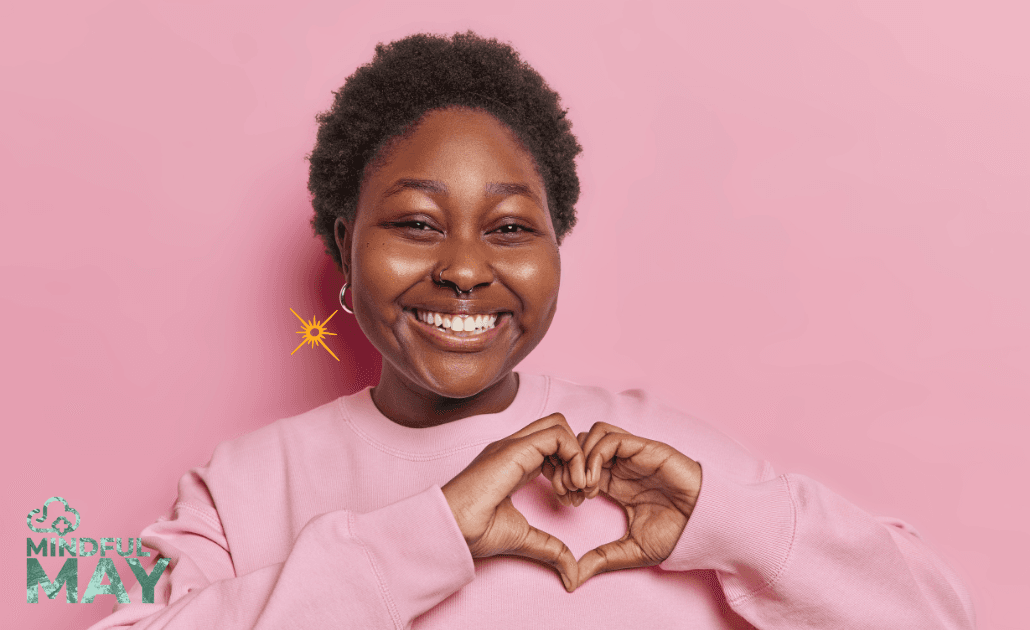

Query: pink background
[2,1,1026,627]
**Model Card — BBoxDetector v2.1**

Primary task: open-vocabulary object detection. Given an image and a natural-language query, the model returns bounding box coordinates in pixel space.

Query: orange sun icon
[290,308,339,361]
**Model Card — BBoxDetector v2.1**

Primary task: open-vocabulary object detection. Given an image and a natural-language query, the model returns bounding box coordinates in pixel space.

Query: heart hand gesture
[441,413,587,591]
[575,422,703,586]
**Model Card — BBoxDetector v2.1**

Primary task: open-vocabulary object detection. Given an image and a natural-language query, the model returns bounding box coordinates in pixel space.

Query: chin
[429,377,498,402]
[422,365,511,401]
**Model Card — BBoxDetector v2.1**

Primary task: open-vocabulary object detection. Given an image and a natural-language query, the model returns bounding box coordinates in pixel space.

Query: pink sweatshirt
[89,373,974,629]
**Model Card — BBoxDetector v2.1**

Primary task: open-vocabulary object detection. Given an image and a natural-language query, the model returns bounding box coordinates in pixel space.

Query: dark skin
[335,107,560,427]
[334,107,703,591]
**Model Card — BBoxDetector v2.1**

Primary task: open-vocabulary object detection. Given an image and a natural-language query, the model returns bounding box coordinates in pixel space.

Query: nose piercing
[437,268,471,296]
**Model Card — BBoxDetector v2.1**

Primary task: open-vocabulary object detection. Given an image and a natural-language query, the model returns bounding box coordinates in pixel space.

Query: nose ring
[437,268,471,296]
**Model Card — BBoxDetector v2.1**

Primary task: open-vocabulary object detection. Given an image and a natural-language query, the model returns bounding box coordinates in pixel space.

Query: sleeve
[86,468,476,630]
[658,462,976,630]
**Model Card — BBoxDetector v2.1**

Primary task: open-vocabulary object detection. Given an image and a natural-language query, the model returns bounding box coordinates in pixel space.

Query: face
[335,108,561,401]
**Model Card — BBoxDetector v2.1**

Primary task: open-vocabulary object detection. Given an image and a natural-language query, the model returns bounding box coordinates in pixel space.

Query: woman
[90,32,973,629]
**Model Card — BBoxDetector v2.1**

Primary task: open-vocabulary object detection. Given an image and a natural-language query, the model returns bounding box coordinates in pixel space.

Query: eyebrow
[382,178,542,207]
[485,182,542,207]
[383,178,448,197]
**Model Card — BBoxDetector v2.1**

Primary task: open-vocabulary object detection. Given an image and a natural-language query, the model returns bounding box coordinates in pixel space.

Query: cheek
[504,247,561,318]
[352,239,430,316]
[362,239,429,279]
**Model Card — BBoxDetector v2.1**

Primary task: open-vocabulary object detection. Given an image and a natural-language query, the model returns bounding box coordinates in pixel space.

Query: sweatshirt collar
[337,372,550,458]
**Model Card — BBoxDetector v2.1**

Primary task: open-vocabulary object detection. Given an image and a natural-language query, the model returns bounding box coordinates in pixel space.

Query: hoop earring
[339,283,354,315]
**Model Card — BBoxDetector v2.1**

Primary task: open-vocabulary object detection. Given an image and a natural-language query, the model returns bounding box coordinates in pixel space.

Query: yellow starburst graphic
[290,308,339,361]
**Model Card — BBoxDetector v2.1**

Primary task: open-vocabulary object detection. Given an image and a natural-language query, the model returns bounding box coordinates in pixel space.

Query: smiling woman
[86,32,974,630]
[341,108,561,422]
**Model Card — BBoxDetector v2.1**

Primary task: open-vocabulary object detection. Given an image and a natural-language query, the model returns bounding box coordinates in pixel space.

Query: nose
[435,234,494,294]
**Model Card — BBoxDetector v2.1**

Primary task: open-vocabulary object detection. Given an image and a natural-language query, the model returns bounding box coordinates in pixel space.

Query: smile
[414,309,499,336]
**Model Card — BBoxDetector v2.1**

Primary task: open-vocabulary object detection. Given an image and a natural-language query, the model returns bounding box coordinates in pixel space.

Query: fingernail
[561,574,571,591]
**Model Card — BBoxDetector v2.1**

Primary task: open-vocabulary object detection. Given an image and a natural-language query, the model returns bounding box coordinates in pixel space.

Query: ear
[333,216,354,282]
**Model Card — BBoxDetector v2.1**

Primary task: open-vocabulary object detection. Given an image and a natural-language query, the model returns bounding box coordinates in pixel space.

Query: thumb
[513,522,580,592]
[577,538,644,585]
[494,498,578,591]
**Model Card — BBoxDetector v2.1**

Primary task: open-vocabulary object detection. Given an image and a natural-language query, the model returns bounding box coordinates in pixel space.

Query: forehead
[363,108,545,196]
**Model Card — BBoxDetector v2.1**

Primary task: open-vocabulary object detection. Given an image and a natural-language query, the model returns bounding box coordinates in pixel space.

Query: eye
[398,220,432,231]
[382,218,443,242]
[487,221,538,244]
[386,219,441,236]
[494,223,530,234]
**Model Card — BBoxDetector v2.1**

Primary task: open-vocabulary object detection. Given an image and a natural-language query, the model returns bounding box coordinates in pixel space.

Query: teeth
[415,310,499,334]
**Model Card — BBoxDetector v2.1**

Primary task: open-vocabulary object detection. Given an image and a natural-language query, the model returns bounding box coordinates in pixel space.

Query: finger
[514,425,587,490]
[579,422,632,485]
[513,524,580,592]
[587,432,649,467]
[508,412,575,440]
[541,457,556,483]
[444,425,584,542]
[514,414,588,491]
[585,431,647,488]
[576,431,597,493]
[562,460,575,493]
[542,459,569,505]
[549,462,570,502]
[595,467,612,495]
[579,422,631,458]
[577,538,647,585]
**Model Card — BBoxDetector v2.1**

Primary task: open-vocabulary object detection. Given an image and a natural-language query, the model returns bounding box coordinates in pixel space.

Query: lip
[407,299,509,316]
[405,308,511,353]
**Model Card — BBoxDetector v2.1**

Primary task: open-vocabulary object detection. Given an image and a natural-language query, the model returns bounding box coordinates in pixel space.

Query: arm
[575,422,975,630]
[661,465,975,629]
[87,468,476,630]
[89,412,588,630]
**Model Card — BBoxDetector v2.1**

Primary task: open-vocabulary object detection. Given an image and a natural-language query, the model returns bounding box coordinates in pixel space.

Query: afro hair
[307,31,582,268]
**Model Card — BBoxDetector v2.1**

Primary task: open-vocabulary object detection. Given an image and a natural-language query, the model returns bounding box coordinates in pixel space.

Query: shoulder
[539,375,770,483]
[173,397,355,569]
[203,396,349,483]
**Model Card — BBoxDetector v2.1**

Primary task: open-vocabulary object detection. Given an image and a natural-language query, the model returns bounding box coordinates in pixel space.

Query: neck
[370,368,520,428]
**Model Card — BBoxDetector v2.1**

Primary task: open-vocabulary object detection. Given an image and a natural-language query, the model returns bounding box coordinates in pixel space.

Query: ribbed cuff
[659,465,796,602]
[349,486,476,625]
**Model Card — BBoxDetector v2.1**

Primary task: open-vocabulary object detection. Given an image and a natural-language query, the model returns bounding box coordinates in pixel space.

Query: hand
[575,422,703,586]
[441,413,587,592]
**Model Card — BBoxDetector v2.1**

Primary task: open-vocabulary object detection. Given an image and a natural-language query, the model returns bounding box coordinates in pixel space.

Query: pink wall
[3,1,1026,627]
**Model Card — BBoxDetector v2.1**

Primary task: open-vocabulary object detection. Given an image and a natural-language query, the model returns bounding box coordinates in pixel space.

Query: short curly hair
[307,31,582,268]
